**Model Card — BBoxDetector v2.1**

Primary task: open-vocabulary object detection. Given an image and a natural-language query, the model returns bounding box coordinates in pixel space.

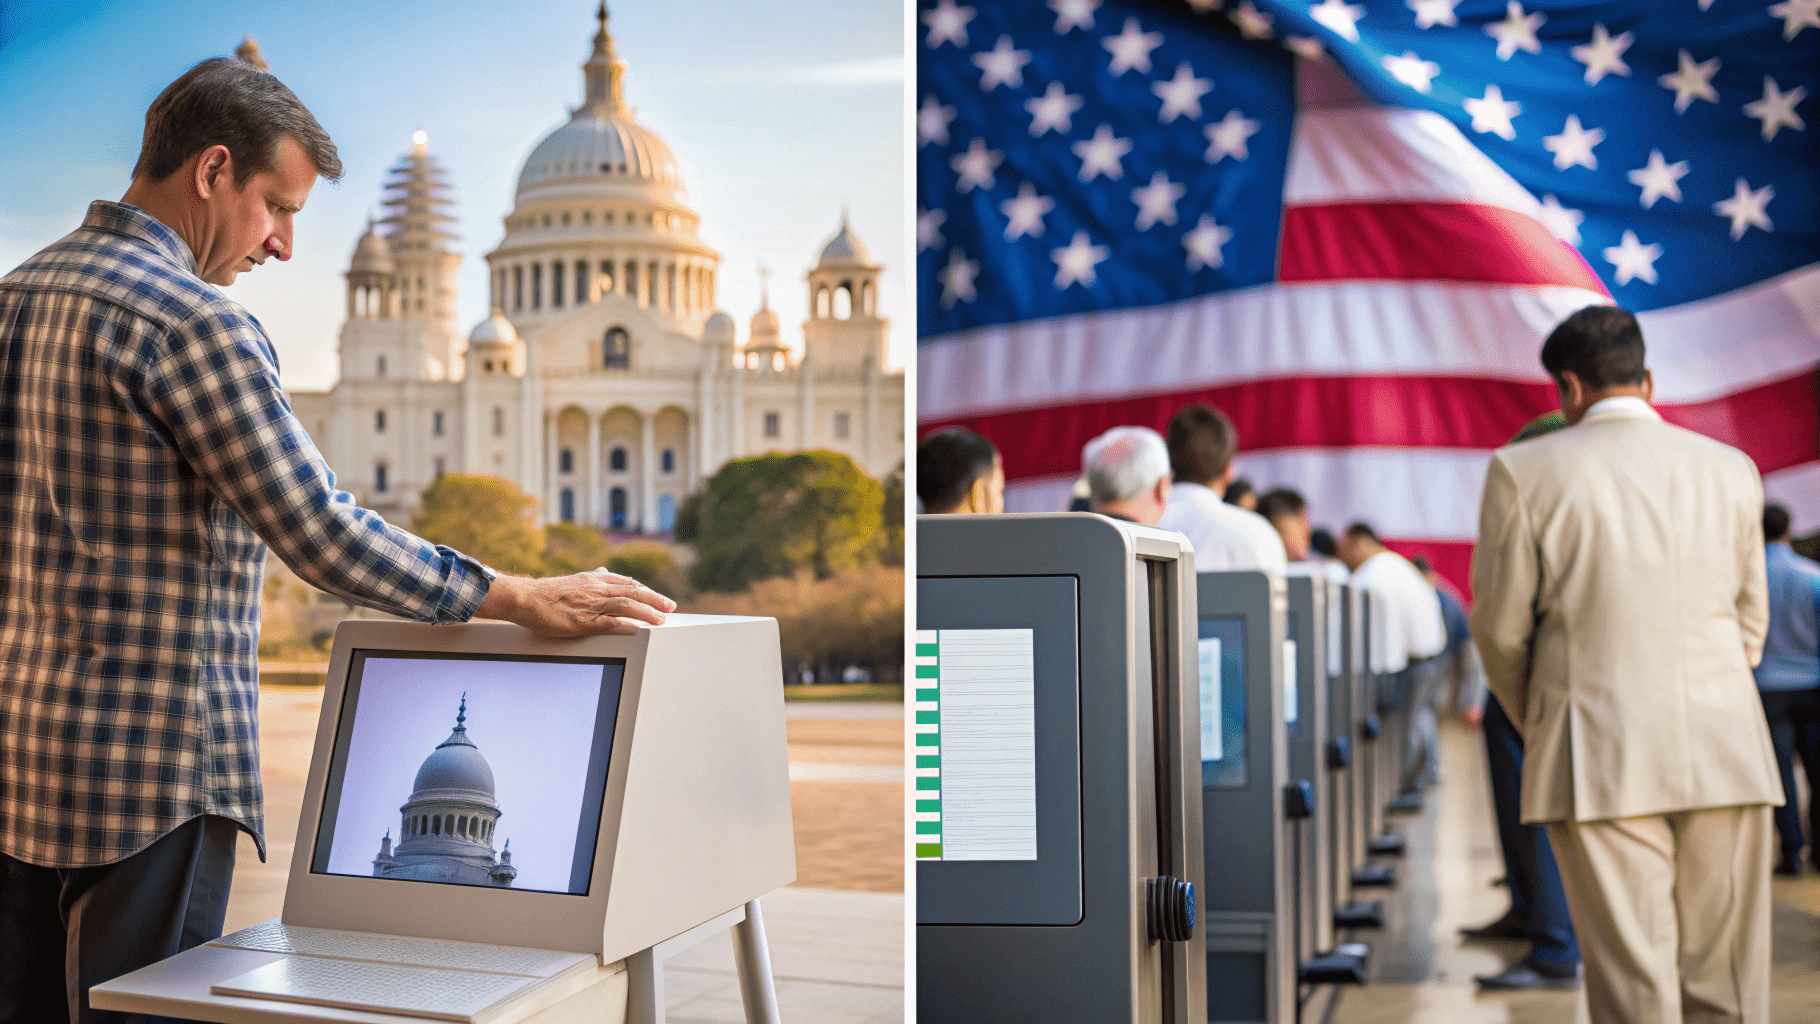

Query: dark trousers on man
[1484,695,1579,968]
[1760,687,1820,865]
[0,814,238,1024]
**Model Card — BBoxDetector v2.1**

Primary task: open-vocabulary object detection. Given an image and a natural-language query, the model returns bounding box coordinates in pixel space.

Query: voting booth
[1330,584,1386,930]
[1348,592,1399,891]
[917,513,1206,1024]
[1195,571,1294,1024]
[92,616,795,1024]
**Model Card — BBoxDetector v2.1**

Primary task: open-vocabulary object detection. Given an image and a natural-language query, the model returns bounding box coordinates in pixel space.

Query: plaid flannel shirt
[0,201,494,868]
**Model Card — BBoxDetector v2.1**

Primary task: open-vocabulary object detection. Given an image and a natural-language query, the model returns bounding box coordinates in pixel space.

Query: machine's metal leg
[731,898,782,1024]
[628,947,666,1024]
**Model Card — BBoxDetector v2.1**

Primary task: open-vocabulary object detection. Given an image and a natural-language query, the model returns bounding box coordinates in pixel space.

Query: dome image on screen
[372,695,519,887]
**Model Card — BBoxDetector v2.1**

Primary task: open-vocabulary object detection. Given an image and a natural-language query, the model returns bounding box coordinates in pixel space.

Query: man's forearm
[474,574,525,623]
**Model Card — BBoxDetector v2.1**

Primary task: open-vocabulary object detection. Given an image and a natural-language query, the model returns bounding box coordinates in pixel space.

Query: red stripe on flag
[920,369,1817,481]
[1382,539,1475,605]
[1280,202,1608,292]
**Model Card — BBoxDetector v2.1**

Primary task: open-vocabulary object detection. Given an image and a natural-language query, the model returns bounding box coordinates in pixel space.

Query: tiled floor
[227,686,903,1024]
[1324,722,1820,1024]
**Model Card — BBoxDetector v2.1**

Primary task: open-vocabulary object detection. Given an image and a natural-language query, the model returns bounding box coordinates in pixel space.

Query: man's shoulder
[1,222,249,340]
[1498,413,1752,482]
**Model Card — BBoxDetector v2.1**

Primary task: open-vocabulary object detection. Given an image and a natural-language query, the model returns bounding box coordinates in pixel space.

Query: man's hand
[475,569,677,638]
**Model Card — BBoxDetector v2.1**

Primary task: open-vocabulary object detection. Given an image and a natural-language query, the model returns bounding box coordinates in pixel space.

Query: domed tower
[381,130,463,380]
[374,695,517,887]
[485,3,720,338]
[345,218,396,321]
[803,212,888,372]
[744,276,788,373]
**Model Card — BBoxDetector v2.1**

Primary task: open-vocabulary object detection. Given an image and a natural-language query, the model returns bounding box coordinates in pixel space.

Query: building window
[835,411,851,439]
[552,261,564,308]
[492,406,505,438]
[374,462,388,493]
[433,410,444,436]
[376,354,387,377]
[764,411,780,438]
[560,487,575,523]
[599,261,614,294]
[609,487,629,529]
[658,493,677,532]
[582,211,591,225]
[609,446,628,472]
[531,263,542,310]
[603,327,630,369]
[561,211,571,226]
[513,266,524,311]
[575,260,589,303]
[433,456,445,479]
[484,360,494,373]
[559,448,574,474]
[375,409,386,433]
[625,262,638,301]
[661,448,675,474]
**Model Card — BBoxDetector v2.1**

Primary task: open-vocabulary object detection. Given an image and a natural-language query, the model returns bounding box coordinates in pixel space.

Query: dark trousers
[0,814,238,1024]
[1760,687,1820,862]
[1484,695,1579,967]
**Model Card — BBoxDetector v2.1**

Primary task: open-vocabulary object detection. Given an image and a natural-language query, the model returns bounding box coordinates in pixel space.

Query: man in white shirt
[1342,523,1448,799]
[1083,425,1172,526]
[1158,404,1287,573]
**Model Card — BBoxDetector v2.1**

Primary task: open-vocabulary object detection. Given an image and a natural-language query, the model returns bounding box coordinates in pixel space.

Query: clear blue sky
[0,0,908,390]
[325,657,610,894]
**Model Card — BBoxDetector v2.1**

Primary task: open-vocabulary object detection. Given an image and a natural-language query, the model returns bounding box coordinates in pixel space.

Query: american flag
[915,0,1819,596]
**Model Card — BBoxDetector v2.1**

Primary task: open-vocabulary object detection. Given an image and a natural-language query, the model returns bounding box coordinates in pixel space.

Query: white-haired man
[1084,425,1172,526]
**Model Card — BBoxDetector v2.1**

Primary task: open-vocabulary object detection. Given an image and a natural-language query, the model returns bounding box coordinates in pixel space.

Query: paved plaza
[226,684,904,1024]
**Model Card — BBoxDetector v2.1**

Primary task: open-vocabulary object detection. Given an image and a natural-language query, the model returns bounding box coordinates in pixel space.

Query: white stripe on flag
[1285,106,1543,216]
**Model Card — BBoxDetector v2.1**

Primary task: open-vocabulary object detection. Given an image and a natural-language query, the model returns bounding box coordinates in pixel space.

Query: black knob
[1285,779,1316,820]
[1146,875,1195,943]
[1362,714,1381,740]
[1327,735,1352,770]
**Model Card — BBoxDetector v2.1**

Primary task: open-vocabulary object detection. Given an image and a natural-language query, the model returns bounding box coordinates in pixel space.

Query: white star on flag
[1131,171,1187,230]
[1628,149,1689,208]
[1536,195,1584,245]
[1603,230,1662,286]
[917,207,946,251]
[1074,125,1133,181]
[1049,0,1100,34]
[1407,0,1459,29]
[940,249,979,307]
[1232,1,1275,40]
[1485,2,1544,61]
[1659,49,1721,114]
[1104,18,1163,76]
[973,36,1031,91]
[919,95,955,148]
[1204,110,1261,162]
[1309,0,1364,41]
[1714,178,1775,240]
[1052,230,1111,289]
[1026,82,1086,136]
[1154,63,1214,123]
[1743,77,1807,141]
[1383,51,1442,93]
[1284,35,1326,61]
[951,138,1002,193]
[1571,24,1632,85]
[922,0,975,49]
[1768,0,1820,41]
[1544,115,1603,170]
[1001,182,1057,240]
[1183,215,1234,271]
[1464,84,1521,140]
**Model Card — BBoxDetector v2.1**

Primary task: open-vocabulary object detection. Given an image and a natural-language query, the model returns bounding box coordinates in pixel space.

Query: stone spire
[235,35,269,71]
[439,693,474,749]
[582,1,629,116]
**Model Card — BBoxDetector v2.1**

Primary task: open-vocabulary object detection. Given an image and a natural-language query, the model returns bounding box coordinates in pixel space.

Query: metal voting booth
[917,513,1206,1024]
[1330,584,1387,931]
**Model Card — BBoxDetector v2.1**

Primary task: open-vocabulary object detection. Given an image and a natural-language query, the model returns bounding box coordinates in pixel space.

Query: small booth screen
[311,651,624,896]
[1199,616,1247,789]
[1284,612,1299,734]
[917,575,1082,926]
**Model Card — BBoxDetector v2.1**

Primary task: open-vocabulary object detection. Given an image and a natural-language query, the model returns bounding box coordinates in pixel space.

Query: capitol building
[372,695,519,887]
[288,4,903,532]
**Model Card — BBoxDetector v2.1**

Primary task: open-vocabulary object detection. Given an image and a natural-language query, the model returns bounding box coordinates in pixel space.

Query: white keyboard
[211,920,589,977]
[212,956,535,1023]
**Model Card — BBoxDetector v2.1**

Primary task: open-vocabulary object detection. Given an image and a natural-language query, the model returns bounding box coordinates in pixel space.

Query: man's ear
[966,474,990,513]
[1640,369,1654,403]
[1153,473,1171,506]
[1556,370,1585,412]
[192,145,233,200]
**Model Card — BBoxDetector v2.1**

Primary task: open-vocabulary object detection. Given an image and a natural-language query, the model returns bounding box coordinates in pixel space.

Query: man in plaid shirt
[0,58,674,1022]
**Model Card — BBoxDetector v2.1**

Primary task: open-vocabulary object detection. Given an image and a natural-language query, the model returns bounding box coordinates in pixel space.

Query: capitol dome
[469,308,519,347]
[349,219,395,275]
[516,115,683,196]
[816,214,873,268]
[411,699,497,798]
[703,310,735,344]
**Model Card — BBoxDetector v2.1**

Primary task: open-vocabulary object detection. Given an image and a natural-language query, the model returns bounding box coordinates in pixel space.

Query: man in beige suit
[1470,305,1782,1024]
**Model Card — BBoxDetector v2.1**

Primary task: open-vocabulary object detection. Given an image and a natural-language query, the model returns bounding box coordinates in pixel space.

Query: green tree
[877,461,904,567]
[676,451,885,593]
[543,523,613,577]
[412,474,545,576]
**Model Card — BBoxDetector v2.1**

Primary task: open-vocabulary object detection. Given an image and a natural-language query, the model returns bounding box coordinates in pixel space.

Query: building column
[544,411,558,526]
[585,409,601,528]
[798,355,814,449]
[695,369,712,488]
[639,413,657,533]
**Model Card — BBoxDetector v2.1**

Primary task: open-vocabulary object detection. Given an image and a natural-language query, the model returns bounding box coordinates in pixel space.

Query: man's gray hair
[133,57,342,186]
[1083,426,1171,504]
